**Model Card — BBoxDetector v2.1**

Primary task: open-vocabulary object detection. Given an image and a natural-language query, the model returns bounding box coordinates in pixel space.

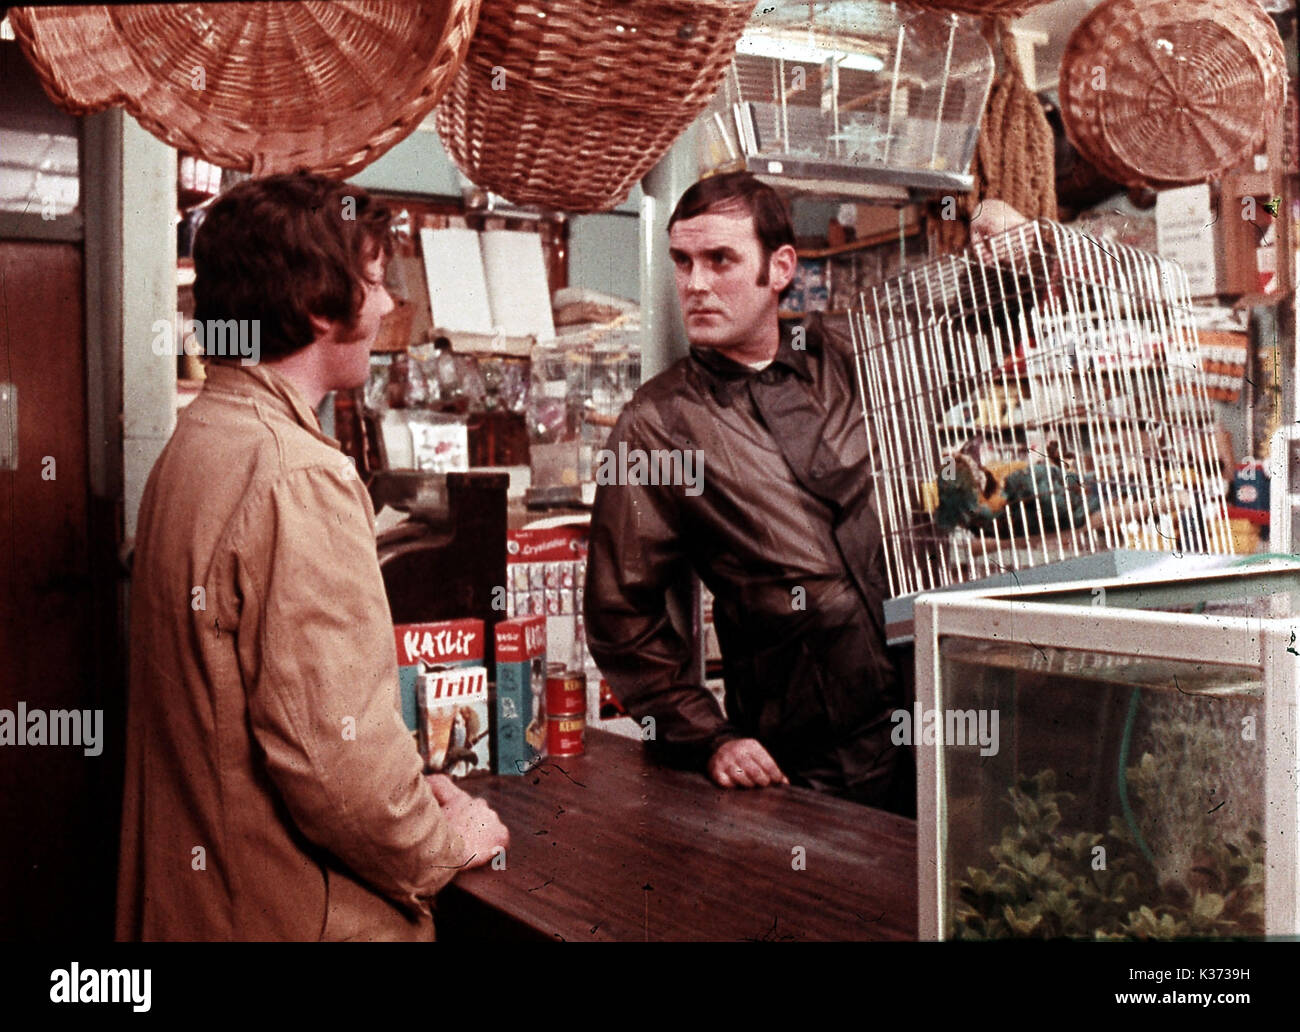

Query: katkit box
[493,615,548,774]
[394,618,489,778]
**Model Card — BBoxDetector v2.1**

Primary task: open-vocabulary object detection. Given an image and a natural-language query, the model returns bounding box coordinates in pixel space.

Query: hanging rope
[932,16,1057,255]
[985,18,1057,221]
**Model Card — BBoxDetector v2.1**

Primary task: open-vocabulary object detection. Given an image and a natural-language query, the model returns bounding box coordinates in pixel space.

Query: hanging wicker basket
[1059,0,1287,189]
[9,1,481,179]
[435,0,757,212]
[901,0,1054,14]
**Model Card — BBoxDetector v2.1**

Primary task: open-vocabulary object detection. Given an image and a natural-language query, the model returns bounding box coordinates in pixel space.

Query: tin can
[546,666,586,716]
[547,714,585,756]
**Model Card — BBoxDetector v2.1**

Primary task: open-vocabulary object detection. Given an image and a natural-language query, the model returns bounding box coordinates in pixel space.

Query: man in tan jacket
[118,172,508,941]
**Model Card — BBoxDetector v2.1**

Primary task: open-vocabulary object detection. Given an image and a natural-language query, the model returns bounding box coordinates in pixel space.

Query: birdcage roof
[751,1,908,39]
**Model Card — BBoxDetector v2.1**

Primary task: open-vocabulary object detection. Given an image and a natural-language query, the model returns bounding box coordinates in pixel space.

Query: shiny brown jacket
[117,363,467,941]
[584,319,903,791]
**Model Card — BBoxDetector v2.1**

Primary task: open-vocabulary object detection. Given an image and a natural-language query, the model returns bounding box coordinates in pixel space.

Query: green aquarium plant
[951,768,1265,940]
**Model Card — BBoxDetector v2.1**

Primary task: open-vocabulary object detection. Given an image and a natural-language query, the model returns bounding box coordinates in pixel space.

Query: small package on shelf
[506,525,588,654]
[408,412,470,473]
[494,615,548,775]
[393,618,489,778]
[798,258,830,313]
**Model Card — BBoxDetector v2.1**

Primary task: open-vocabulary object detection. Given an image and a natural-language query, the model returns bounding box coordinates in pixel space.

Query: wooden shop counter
[436,730,916,942]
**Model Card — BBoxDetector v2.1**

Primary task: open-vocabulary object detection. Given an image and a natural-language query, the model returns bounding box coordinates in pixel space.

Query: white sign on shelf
[481,230,557,342]
[419,227,493,334]
[1155,184,1219,298]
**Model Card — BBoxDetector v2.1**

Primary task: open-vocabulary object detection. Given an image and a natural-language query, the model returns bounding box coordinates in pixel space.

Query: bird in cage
[934,435,1007,533]
[1001,460,1100,537]
[935,434,1100,539]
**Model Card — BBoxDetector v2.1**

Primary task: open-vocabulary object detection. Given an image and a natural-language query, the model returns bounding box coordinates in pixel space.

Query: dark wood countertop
[437,730,917,942]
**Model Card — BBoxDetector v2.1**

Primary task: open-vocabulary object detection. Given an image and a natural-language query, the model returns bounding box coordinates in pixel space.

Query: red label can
[546,669,586,716]
[547,715,585,756]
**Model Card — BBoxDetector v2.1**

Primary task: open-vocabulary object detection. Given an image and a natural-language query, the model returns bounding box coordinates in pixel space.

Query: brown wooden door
[0,240,121,939]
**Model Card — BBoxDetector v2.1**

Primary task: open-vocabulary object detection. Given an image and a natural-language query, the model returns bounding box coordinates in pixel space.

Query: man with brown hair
[584,172,1023,811]
[584,171,909,808]
[118,172,507,941]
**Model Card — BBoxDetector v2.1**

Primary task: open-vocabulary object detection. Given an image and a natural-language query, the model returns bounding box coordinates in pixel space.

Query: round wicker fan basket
[9,1,481,179]
[1059,0,1287,188]
[434,0,757,212]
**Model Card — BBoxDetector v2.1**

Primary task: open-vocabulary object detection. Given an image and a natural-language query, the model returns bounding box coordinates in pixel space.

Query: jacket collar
[690,318,820,405]
[200,362,340,448]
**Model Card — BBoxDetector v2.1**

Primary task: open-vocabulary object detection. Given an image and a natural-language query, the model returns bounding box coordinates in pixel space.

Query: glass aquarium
[914,563,1300,940]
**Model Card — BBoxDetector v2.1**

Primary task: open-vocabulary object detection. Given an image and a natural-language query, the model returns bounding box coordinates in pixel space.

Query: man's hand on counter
[707,738,790,790]
[426,774,510,869]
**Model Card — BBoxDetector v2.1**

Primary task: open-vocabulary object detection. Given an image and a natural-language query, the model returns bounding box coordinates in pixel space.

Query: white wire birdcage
[848,219,1235,601]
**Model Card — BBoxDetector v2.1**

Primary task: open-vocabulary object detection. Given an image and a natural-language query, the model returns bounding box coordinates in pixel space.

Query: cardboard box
[1220,171,1279,296]
[394,618,489,778]
[493,615,548,775]
[506,525,587,662]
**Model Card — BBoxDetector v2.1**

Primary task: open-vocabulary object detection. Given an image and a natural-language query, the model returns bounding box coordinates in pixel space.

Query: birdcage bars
[849,219,1233,600]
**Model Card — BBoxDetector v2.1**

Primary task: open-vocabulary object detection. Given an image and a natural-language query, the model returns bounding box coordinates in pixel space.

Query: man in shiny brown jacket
[584,172,916,811]
[118,173,507,940]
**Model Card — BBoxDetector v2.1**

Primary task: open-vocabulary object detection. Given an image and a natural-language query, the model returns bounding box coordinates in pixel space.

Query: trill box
[394,618,489,778]
[494,614,548,775]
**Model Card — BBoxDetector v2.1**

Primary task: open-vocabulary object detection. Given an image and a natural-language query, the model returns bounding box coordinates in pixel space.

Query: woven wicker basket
[1059,0,1287,188]
[902,0,1054,15]
[435,0,757,212]
[10,1,481,179]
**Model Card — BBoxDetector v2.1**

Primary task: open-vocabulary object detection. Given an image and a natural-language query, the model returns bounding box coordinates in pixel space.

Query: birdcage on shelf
[847,219,1235,634]
[702,0,994,198]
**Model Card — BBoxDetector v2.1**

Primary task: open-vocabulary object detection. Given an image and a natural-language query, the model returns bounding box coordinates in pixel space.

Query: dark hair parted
[667,171,796,273]
[192,172,394,363]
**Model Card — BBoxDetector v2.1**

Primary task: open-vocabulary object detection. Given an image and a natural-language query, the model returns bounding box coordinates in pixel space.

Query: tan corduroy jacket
[117,362,468,941]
